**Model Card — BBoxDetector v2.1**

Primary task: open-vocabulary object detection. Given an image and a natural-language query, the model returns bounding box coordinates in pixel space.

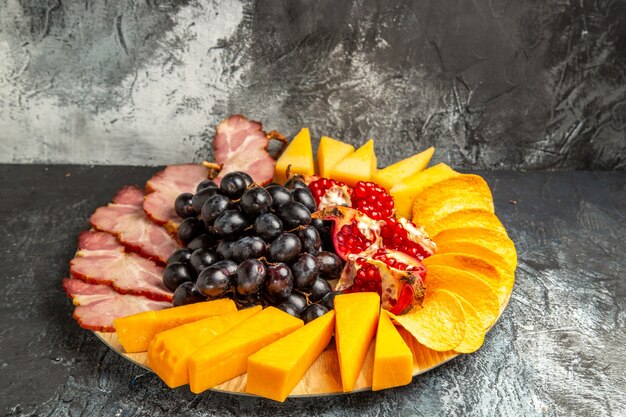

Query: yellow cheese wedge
[374,146,435,191]
[326,139,377,186]
[246,311,335,402]
[372,309,414,391]
[188,307,303,393]
[334,292,380,392]
[113,299,236,353]
[390,163,459,219]
[147,306,261,388]
[317,136,355,178]
[274,128,315,184]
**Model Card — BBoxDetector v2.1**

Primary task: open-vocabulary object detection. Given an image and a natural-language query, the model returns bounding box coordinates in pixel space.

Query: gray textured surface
[0,165,624,416]
[1,0,625,169]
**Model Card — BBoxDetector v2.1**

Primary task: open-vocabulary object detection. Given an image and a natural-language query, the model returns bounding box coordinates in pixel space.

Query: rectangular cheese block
[188,306,303,393]
[334,292,380,392]
[246,311,335,402]
[114,298,236,353]
[147,306,261,388]
[372,309,414,391]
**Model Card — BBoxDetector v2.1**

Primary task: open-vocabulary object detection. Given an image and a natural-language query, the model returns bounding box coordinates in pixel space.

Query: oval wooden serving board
[94,293,509,397]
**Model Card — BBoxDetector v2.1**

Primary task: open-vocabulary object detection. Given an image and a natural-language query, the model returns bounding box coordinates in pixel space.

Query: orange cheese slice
[334,292,380,392]
[113,299,236,353]
[274,128,315,184]
[188,307,303,393]
[246,311,335,402]
[372,309,414,391]
[147,306,261,388]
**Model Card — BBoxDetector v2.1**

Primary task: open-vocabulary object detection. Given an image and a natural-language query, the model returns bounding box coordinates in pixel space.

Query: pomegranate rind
[336,249,426,315]
[318,185,352,210]
[313,206,382,260]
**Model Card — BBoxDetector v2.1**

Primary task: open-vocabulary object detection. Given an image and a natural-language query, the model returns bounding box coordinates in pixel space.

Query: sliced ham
[70,231,173,302]
[143,164,210,232]
[214,115,276,185]
[90,186,180,264]
[63,278,171,332]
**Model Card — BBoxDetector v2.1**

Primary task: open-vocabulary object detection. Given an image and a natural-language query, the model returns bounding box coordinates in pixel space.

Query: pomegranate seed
[380,217,433,260]
[351,181,395,220]
[347,263,382,296]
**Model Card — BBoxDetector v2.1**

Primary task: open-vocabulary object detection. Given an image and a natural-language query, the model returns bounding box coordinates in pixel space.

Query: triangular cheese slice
[334,292,380,392]
[375,146,435,191]
[246,311,335,402]
[372,309,413,391]
[327,139,377,186]
[274,128,315,184]
[317,136,355,178]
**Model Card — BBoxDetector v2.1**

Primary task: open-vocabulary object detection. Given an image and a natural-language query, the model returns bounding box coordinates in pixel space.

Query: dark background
[0,0,624,169]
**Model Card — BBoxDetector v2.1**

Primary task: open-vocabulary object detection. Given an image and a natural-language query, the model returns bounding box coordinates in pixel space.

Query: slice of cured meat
[63,278,171,332]
[90,185,180,264]
[214,115,276,185]
[143,164,210,231]
[70,231,173,302]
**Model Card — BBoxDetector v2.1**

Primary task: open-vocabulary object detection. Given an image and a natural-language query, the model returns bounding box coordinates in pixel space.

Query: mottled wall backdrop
[0,0,624,169]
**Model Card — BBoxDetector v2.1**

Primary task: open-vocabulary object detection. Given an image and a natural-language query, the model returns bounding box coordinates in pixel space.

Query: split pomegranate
[380,217,436,261]
[351,181,395,220]
[338,248,426,315]
[313,206,382,260]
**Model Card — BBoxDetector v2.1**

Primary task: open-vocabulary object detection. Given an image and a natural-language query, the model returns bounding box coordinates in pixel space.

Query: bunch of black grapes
[162,171,343,323]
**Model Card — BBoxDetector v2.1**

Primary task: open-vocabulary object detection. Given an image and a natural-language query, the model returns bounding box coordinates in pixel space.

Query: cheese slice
[274,128,315,184]
[114,299,236,353]
[334,292,380,392]
[372,309,413,391]
[246,311,335,402]
[389,163,459,219]
[374,146,435,191]
[326,139,377,186]
[147,306,261,388]
[188,307,303,393]
[317,136,355,178]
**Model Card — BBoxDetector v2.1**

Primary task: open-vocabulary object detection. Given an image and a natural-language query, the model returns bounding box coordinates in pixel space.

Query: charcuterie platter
[64,115,516,401]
